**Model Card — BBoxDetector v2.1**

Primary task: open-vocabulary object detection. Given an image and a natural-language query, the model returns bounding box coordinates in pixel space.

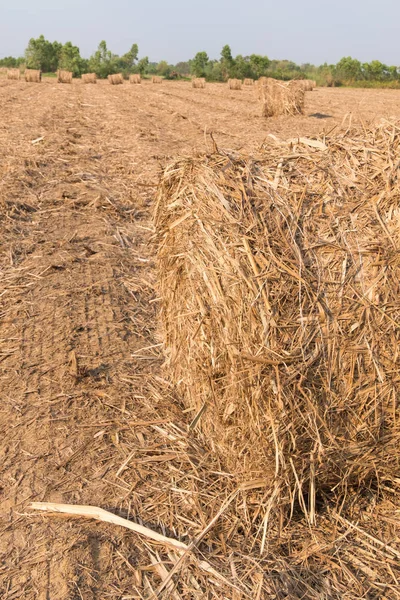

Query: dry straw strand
[57,70,73,84]
[82,73,97,84]
[24,69,41,83]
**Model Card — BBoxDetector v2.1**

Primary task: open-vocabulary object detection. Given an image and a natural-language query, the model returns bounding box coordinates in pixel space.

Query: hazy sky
[1,0,399,65]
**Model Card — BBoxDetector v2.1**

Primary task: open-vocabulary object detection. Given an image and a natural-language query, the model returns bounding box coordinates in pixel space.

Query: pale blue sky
[1,0,399,65]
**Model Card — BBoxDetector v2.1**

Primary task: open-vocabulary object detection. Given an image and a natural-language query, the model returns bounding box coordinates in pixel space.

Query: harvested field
[1,79,400,599]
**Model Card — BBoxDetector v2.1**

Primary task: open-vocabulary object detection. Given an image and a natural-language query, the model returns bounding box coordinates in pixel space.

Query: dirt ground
[1,79,400,599]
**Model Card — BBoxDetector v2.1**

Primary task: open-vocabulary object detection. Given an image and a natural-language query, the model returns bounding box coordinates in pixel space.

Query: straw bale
[151,76,162,84]
[129,74,141,84]
[108,73,124,85]
[24,69,42,83]
[258,77,305,117]
[228,78,242,90]
[57,70,73,84]
[243,78,254,85]
[192,78,206,89]
[7,68,21,81]
[155,122,400,559]
[82,73,97,84]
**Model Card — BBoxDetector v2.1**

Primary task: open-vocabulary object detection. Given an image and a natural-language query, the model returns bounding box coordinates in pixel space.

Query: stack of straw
[108,73,124,85]
[129,74,141,84]
[258,76,305,117]
[151,76,162,84]
[155,122,400,593]
[24,69,41,83]
[192,78,206,88]
[57,70,73,84]
[228,78,242,90]
[7,69,21,81]
[243,78,254,85]
[82,73,97,84]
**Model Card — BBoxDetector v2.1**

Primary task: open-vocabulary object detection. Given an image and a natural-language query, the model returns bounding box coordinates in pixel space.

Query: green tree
[25,35,61,72]
[137,56,149,75]
[119,43,139,70]
[59,42,84,76]
[156,60,171,77]
[88,40,118,78]
[249,54,270,78]
[190,51,209,77]
[336,56,362,81]
[220,44,235,79]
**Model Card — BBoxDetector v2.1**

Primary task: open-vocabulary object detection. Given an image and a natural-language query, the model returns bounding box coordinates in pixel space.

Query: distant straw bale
[155,123,400,591]
[243,78,254,85]
[129,74,141,84]
[82,73,97,84]
[258,77,305,117]
[24,69,41,83]
[108,73,124,85]
[192,78,206,89]
[7,68,20,81]
[228,78,242,90]
[57,70,73,84]
[151,76,162,84]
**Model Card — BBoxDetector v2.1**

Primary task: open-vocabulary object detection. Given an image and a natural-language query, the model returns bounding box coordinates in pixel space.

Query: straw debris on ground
[155,120,400,597]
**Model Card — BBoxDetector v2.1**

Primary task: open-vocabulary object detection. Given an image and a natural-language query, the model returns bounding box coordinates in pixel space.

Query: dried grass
[82,73,97,84]
[129,74,141,84]
[108,73,124,85]
[24,69,41,83]
[243,78,254,86]
[7,68,20,81]
[192,78,206,89]
[57,70,73,84]
[258,76,305,117]
[152,76,162,84]
[228,78,242,90]
[155,121,400,596]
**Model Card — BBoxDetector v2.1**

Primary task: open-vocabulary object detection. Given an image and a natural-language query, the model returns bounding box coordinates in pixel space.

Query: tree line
[1,36,399,87]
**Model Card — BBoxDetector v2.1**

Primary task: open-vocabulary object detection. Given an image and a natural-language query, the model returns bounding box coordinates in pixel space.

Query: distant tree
[249,54,270,78]
[336,56,362,81]
[156,60,171,77]
[59,42,84,76]
[0,56,24,68]
[174,61,190,76]
[220,44,235,79]
[190,51,209,77]
[25,35,61,72]
[88,40,118,78]
[119,43,139,71]
[137,56,149,75]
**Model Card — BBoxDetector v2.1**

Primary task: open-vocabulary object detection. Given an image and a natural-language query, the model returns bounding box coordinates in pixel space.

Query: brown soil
[1,79,400,599]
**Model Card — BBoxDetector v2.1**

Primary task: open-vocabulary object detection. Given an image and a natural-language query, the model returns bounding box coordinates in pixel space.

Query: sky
[1,0,400,65]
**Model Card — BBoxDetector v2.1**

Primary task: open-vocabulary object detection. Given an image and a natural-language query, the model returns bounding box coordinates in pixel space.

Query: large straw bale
[24,69,41,83]
[152,76,162,84]
[258,77,305,116]
[155,122,400,578]
[57,70,73,84]
[82,73,97,84]
[7,68,21,81]
[228,78,242,90]
[108,73,124,85]
[243,78,254,85]
[129,74,141,84]
[192,78,206,89]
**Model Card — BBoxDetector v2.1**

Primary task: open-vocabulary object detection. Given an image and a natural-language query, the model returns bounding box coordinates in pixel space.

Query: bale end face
[57,70,73,84]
